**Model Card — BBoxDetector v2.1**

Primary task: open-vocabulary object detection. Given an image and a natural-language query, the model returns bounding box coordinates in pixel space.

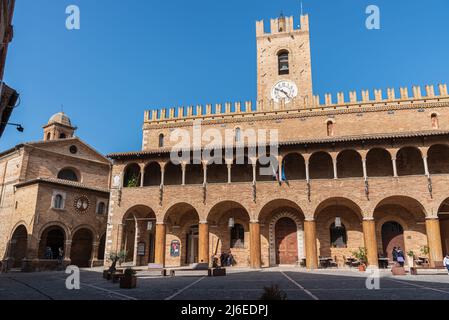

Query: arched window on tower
[330,222,347,248]
[230,224,245,248]
[46,133,51,141]
[53,194,64,209]
[431,113,439,129]
[327,121,335,137]
[59,133,66,139]
[159,134,165,148]
[278,51,289,75]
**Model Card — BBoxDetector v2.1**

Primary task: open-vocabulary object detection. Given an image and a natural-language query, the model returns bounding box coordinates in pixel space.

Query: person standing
[397,247,405,267]
[444,254,449,275]
[392,247,398,263]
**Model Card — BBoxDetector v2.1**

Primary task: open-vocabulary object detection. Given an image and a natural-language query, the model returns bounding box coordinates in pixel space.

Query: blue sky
[2,0,449,154]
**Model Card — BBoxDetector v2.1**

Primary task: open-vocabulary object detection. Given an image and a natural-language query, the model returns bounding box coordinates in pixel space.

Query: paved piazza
[1,268,449,300]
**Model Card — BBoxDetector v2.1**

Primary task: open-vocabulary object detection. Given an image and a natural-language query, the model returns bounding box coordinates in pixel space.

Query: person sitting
[396,247,405,267]
[220,252,229,267]
[226,252,235,267]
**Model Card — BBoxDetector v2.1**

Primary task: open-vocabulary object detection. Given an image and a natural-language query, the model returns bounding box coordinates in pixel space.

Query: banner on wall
[170,240,180,257]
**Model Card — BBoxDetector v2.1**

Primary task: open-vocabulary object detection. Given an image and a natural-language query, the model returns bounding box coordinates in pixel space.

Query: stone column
[249,221,261,269]
[425,218,443,267]
[423,156,430,177]
[90,242,99,267]
[332,158,338,180]
[362,218,379,268]
[252,164,257,183]
[392,158,398,178]
[181,163,186,185]
[362,158,368,181]
[305,159,310,182]
[133,218,140,266]
[203,163,208,185]
[64,240,72,263]
[160,168,165,187]
[304,219,318,269]
[227,163,232,184]
[155,223,166,266]
[199,222,209,264]
[140,166,145,187]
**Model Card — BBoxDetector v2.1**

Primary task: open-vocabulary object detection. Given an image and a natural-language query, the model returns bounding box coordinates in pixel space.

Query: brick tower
[256,14,313,108]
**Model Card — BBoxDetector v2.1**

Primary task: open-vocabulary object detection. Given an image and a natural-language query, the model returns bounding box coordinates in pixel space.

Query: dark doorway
[382,221,405,260]
[70,229,93,267]
[10,226,28,268]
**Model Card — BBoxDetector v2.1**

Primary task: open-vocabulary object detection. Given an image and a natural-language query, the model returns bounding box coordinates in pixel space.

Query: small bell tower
[43,112,77,141]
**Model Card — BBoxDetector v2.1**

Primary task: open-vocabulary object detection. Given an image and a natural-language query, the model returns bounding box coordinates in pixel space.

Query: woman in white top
[444,254,449,275]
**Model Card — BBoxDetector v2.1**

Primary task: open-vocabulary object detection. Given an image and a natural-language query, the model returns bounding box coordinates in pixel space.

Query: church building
[0,113,110,271]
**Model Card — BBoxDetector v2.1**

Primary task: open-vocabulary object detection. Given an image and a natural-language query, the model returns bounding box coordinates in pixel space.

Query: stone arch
[57,167,81,182]
[70,228,94,268]
[437,198,449,256]
[396,147,424,176]
[122,205,157,265]
[164,161,182,185]
[123,163,141,188]
[428,144,449,174]
[207,201,251,266]
[38,224,67,260]
[373,196,428,259]
[143,162,161,186]
[71,224,98,242]
[38,221,70,240]
[366,148,393,177]
[9,224,28,268]
[283,153,306,180]
[337,149,363,178]
[309,151,333,179]
[256,155,278,182]
[268,211,304,266]
[258,199,305,266]
[164,202,200,266]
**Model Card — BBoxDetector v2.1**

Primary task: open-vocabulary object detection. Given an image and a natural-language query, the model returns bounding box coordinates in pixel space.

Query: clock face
[74,196,90,213]
[271,80,298,104]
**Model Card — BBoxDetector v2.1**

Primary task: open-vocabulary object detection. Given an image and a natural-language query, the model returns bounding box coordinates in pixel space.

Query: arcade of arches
[7,224,106,269]
[115,197,449,269]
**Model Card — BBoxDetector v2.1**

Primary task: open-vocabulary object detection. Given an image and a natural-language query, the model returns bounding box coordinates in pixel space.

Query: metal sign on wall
[170,240,180,257]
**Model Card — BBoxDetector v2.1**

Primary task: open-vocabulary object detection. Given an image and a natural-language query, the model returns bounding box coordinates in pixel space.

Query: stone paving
[1,267,449,300]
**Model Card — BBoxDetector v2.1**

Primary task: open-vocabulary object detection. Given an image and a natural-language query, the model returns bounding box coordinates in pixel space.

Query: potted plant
[406,250,415,268]
[120,268,137,289]
[420,246,430,267]
[351,247,367,272]
[104,251,127,280]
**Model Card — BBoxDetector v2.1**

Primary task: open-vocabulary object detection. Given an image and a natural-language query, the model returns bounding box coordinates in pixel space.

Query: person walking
[444,254,449,275]
[397,247,405,267]
[392,247,398,263]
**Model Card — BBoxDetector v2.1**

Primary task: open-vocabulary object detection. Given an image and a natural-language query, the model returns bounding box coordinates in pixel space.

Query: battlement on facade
[144,83,449,123]
[256,14,309,36]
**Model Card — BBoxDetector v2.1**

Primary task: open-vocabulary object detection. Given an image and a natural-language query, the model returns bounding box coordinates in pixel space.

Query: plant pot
[120,275,137,289]
[358,265,366,272]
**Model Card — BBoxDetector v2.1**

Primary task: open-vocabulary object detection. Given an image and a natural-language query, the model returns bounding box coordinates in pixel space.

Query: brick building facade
[106,14,449,270]
[0,113,111,271]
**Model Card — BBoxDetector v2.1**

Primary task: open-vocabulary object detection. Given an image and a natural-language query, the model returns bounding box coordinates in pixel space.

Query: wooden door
[275,218,298,265]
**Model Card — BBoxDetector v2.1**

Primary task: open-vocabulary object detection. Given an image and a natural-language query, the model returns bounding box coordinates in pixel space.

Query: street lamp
[3,122,24,132]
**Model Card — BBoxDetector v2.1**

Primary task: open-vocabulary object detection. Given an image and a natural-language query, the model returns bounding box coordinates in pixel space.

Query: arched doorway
[122,205,157,266]
[71,229,94,267]
[10,225,28,268]
[275,217,298,265]
[186,225,199,264]
[39,226,65,260]
[381,221,405,260]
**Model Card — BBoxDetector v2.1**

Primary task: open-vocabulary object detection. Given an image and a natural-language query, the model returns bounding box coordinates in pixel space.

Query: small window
[431,113,439,129]
[69,145,78,154]
[53,194,64,209]
[58,168,79,182]
[230,224,245,248]
[327,121,335,137]
[46,132,51,140]
[159,134,165,148]
[96,202,107,215]
[59,133,66,139]
[235,128,242,144]
[330,223,347,248]
[278,51,289,75]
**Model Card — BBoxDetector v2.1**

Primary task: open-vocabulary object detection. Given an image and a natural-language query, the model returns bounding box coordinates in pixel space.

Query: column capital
[363,217,375,221]
[425,217,440,221]
[304,218,315,222]
[156,222,166,225]
[199,221,208,224]
[250,220,259,224]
